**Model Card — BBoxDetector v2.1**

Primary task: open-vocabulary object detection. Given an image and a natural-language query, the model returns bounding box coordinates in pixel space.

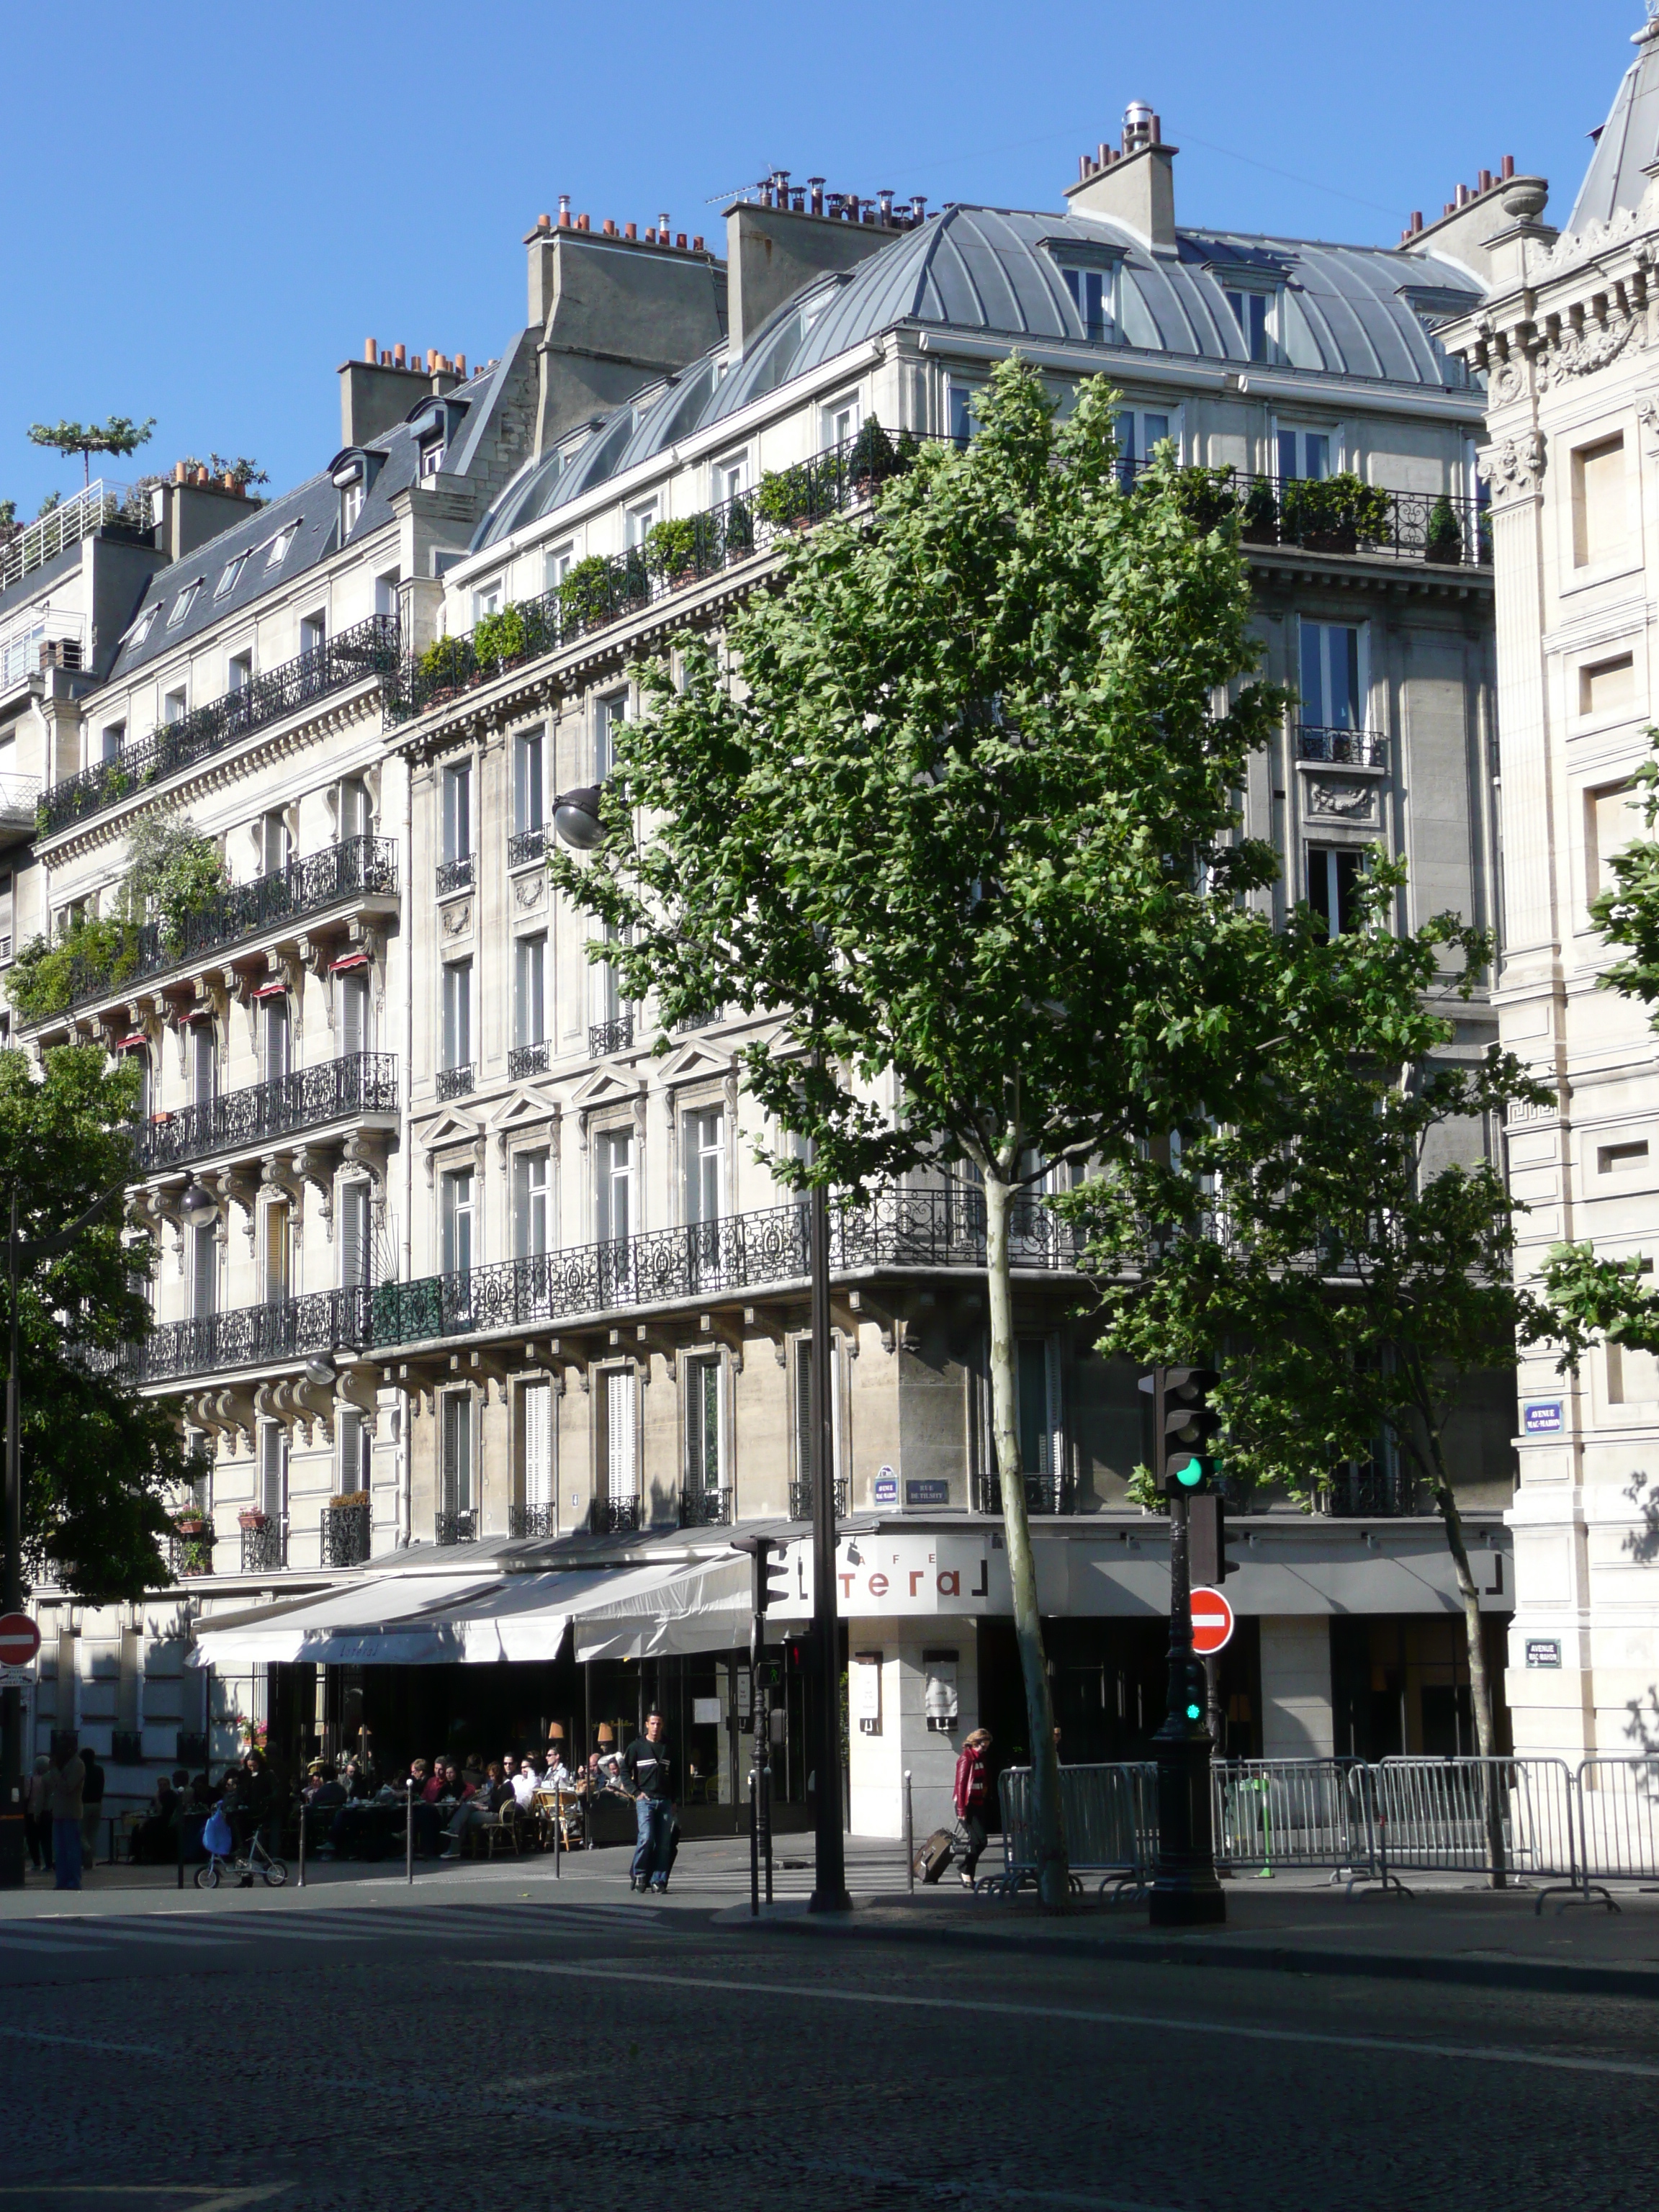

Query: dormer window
[341,481,364,535]
[213,552,248,601]
[1064,267,1111,342]
[418,434,446,480]
[1224,286,1277,364]
[265,525,297,570]
[129,606,158,648]
[166,582,201,629]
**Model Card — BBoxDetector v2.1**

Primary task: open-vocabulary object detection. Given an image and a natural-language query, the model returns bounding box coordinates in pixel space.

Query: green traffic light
[1176,1457,1203,1488]
[1184,1701,1202,1721]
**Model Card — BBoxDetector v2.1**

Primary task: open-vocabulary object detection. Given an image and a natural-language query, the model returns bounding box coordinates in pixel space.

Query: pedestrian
[24,1755,50,1872]
[49,1736,85,1892]
[78,1743,105,1872]
[953,1727,993,1889]
[621,1709,676,1894]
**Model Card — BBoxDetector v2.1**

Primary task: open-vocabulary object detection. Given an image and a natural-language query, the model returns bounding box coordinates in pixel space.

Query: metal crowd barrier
[989,1761,1155,1900]
[1211,1758,1373,1882]
[1575,1757,1659,1897]
[1362,1756,1580,1905]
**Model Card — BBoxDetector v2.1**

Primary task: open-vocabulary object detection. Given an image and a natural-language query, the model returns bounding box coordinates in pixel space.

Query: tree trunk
[984,1168,1069,1908]
[1420,1417,1506,1889]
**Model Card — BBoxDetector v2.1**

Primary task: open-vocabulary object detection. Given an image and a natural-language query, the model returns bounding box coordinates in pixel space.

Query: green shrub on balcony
[1170,464,1241,535]
[124,811,229,953]
[472,603,529,667]
[1425,493,1462,564]
[1279,472,1393,553]
[559,554,616,631]
[6,912,138,1022]
[757,464,812,528]
[848,415,896,485]
[1241,476,1279,541]
[645,516,699,580]
[722,494,755,556]
[418,633,476,695]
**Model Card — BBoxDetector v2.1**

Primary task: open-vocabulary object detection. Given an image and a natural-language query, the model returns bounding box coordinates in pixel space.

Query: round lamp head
[177,1179,217,1229]
[552,784,606,850]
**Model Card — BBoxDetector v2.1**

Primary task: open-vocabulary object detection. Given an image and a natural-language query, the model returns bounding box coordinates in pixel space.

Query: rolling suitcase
[914,1827,956,1884]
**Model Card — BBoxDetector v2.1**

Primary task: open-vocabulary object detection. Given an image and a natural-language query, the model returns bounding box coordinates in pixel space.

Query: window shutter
[523,1381,552,1509]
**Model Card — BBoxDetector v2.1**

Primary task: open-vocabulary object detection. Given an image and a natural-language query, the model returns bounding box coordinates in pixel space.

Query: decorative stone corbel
[742,1305,789,1367]
[1476,430,1545,505]
[289,1373,336,1444]
[335,1362,380,1437]
[205,1165,259,1251]
[290,1145,337,1241]
[698,1312,745,1375]
[840,1287,894,1354]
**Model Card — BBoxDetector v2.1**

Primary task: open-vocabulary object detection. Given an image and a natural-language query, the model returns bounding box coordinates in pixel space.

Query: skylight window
[265,525,297,570]
[213,552,248,600]
[129,606,158,649]
[166,582,201,629]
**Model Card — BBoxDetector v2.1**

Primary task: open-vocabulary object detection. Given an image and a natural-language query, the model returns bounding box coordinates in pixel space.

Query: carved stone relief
[1478,431,1545,505]
[1304,778,1378,822]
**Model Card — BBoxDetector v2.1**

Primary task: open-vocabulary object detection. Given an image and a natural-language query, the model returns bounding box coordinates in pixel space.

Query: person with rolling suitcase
[953,1728,993,1889]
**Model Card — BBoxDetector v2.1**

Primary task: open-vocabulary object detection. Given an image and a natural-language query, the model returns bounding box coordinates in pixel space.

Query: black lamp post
[806,1175,850,1913]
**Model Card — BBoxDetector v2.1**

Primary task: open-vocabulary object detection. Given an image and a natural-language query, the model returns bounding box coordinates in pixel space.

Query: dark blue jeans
[631,1794,674,1887]
[53,1818,82,1889]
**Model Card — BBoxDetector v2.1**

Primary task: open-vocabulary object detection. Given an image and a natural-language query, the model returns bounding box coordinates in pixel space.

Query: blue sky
[1,0,1638,516]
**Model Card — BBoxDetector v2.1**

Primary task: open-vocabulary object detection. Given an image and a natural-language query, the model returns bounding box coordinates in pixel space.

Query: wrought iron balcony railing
[320,1502,372,1568]
[22,837,398,1029]
[588,1015,633,1058]
[508,827,546,868]
[594,1498,642,1534]
[40,616,400,836]
[508,1041,550,1081]
[240,1520,287,1573]
[509,1503,557,1539]
[436,1064,475,1102]
[369,1185,1082,1356]
[1296,724,1387,768]
[166,1522,215,1577]
[136,1053,397,1174]
[435,1508,478,1547]
[436,855,475,896]
[789,1478,849,1522]
[680,1488,732,1528]
[119,1284,374,1385]
[974,1471,1074,1516]
[383,426,945,727]
[2,477,158,599]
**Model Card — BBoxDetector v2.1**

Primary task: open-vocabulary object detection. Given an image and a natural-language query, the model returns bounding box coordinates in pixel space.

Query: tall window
[685,1355,722,1494]
[1114,408,1172,489]
[1299,620,1364,732]
[441,760,472,865]
[338,775,371,842]
[164,687,187,725]
[604,1369,638,1502]
[228,650,253,694]
[822,394,858,450]
[338,1409,372,1495]
[189,1022,215,1107]
[261,809,290,876]
[1573,433,1627,570]
[595,692,627,781]
[515,933,547,1048]
[300,611,326,657]
[1277,427,1330,482]
[522,1379,553,1516]
[374,571,400,619]
[100,721,125,762]
[1017,1337,1058,1480]
[712,454,747,505]
[441,961,472,1073]
[1226,287,1274,363]
[513,1148,550,1259]
[1307,847,1364,938]
[544,543,574,593]
[624,500,658,549]
[190,1221,217,1320]
[513,729,544,837]
[597,1128,631,1245]
[341,1182,372,1290]
[683,1107,724,1226]
[441,1167,475,1278]
[258,1421,288,1521]
[440,1393,472,1515]
[948,384,976,444]
[262,1201,290,1304]
[793,1335,842,1494]
[260,994,290,1083]
[1064,265,1110,341]
[338,968,370,1058]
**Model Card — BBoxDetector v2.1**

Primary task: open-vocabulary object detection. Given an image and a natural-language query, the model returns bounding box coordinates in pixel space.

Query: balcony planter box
[237,1509,268,1532]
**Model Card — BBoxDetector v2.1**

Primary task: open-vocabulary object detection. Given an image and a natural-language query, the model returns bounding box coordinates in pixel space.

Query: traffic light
[1161,1364,1221,1498]
[1189,1493,1235,1587]
[734,1534,792,1616]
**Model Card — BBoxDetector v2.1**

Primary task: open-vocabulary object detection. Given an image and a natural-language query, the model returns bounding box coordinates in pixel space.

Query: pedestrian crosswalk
[0,1894,661,1969]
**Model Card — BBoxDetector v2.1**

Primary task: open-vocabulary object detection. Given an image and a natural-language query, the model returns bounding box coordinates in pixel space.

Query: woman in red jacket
[953,1728,993,1889]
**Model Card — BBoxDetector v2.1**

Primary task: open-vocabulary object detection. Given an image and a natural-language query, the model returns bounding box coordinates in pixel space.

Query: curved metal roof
[473,202,1481,552]
[1566,23,1659,236]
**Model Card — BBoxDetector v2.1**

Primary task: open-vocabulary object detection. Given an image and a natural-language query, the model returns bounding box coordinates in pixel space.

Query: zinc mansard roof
[107,364,498,683]
[1566,19,1659,237]
[472,202,1482,554]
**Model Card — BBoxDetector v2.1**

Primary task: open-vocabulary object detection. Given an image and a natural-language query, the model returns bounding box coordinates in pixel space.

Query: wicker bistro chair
[484,1799,531,1860]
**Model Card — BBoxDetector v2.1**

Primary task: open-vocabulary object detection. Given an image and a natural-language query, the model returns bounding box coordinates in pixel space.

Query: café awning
[188,1568,621,1668]
[570,1554,757,1662]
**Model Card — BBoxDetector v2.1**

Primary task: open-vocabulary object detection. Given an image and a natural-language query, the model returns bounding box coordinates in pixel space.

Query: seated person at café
[537,1735,574,1794]
[440,1761,470,1802]
[440,1763,511,1858]
[588,1727,624,1791]
[512,1755,539,1811]
[134,1770,183,1863]
[304,1761,346,1812]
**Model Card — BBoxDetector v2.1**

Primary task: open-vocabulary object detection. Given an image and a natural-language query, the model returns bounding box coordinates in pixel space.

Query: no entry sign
[0,1614,41,1668]
[1190,1586,1235,1657]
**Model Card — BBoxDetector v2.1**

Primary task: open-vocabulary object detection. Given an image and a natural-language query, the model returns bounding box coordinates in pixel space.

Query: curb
[735,1904,1659,2001]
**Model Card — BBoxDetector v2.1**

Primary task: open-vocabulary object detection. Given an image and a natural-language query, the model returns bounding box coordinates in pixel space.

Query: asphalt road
[0,1881,1655,2212]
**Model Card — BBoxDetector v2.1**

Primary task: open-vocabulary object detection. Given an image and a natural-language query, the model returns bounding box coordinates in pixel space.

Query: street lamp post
[807,1177,850,1913]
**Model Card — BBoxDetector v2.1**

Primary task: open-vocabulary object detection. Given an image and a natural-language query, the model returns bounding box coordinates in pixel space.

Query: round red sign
[0,1613,42,1668]
[1190,1586,1235,1657]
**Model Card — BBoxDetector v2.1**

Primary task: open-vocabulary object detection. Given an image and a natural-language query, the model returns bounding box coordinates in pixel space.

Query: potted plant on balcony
[757,464,812,531]
[559,554,615,634]
[1240,475,1279,544]
[1424,493,1462,565]
[1171,463,1239,535]
[327,1490,369,1514]
[848,414,896,494]
[722,494,755,559]
[473,603,528,671]
[237,1506,268,1532]
[644,516,700,589]
[1280,471,1392,556]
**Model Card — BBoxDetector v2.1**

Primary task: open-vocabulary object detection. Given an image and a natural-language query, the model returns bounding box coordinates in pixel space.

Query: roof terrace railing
[1158,464,1490,568]
[21,835,397,1029]
[382,424,945,727]
[0,479,156,597]
[39,614,400,837]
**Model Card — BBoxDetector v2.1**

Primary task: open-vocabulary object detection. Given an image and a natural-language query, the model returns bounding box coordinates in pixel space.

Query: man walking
[622,1709,675,1894]
[50,1736,85,1892]
[79,1742,105,1871]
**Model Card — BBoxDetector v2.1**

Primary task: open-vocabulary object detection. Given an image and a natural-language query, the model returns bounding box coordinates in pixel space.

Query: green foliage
[1425,493,1462,562]
[418,632,475,691]
[6,913,138,1022]
[472,604,529,667]
[1241,476,1278,539]
[0,1046,191,1601]
[1279,471,1393,550]
[0,499,14,531]
[645,516,699,578]
[756,464,811,528]
[35,490,60,518]
[722,495,755,554]
[122,811,228,950]
[207,454,269,491]
[1169,464,1241,535]
[559,554,615,629]
[27,413,155,477]
[848,415,896,481]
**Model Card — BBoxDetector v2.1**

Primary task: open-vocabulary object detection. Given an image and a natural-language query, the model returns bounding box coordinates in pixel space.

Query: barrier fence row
[994,1754,1659,1909]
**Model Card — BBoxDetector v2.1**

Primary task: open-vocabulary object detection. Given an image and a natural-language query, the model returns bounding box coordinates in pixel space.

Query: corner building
[14,122,1520,1840]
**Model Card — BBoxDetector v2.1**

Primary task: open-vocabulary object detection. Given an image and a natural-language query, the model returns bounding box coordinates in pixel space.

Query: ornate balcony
[509,1503,557,1539]
[436,1064,475,1102]
[320,1501,371,1568]
[136,1053,397,1175]
[508,1041,550,1081]
[680,1488,732,1528]
[369,1186,1082,1356]
[240,1519,287,1573]
[1295,724,1386,768]
[120,1285,373,1386]
[436,855,475,897]
[595,1498,643,1534]
[22,836,398,1031]
[508,828,546,868]
[788,1479,848,1522]
[435,1509,477,1546]
[40,616,400,837]
[166,1520,215,1577]
[588,1015,634,1058]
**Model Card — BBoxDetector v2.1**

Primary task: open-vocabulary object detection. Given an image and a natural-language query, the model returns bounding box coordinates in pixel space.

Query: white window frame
[513,1147,551,1260]
[472,577,505,623]
[821,392,860,451]
[624,500,659,549]
[440,1165,476,1279]
[441,959,472,1074]
[544,541,575,593]
[213,552,247,601]
[1298,617,1369,734]
[712,453,749,505]
[1274,421,1336,482]
[166,582,200,629]
[264,525,297,570]
[514,931,547,1048]
[1223,284,1279,365]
